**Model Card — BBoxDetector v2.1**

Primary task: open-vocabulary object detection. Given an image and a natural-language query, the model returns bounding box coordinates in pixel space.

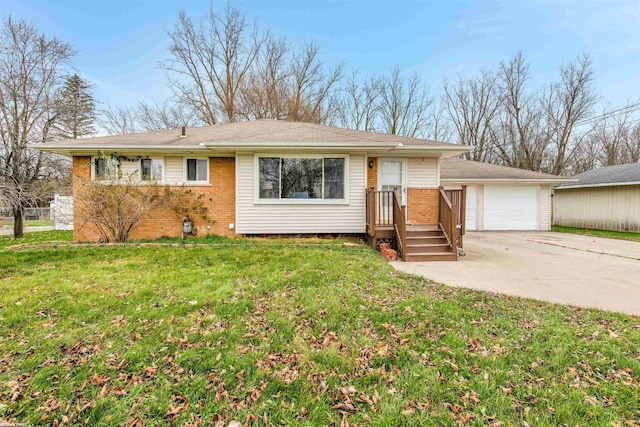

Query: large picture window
[258,156,345,200]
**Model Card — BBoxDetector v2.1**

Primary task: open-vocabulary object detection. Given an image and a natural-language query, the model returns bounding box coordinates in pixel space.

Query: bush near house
[0,232,638,426]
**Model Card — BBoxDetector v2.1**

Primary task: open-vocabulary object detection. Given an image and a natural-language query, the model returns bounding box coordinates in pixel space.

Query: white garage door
[484,186,539,230]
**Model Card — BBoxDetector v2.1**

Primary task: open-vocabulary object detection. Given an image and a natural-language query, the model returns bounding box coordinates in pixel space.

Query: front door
[378,159,406,203]
[378,159,406,221]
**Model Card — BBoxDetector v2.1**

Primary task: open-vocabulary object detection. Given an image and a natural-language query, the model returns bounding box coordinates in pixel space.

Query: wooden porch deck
[365,188,466,262]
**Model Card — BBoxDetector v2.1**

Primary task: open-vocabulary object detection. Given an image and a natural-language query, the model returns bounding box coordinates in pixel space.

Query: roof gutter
[441,178,575,184]
[37,144,208,152]
[556,181,640,189]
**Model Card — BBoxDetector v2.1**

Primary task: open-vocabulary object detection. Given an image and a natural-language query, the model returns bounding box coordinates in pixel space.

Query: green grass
[0,230,72,248]
[552,225,640,242]
[0,232,638,426]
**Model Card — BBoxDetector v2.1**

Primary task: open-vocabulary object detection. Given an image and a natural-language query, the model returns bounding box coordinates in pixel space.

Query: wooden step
[406,236,448,245]
[404,252,458,262]
[406,243,451,254]
[405,230,444,237]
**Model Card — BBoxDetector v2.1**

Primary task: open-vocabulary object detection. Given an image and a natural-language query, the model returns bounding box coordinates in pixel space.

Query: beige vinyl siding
[119,161,140,178]
[165,157,183,183]
[407,157,438,188]
[554,185,640,232]
[539,185,551,231]
[236,154,366,234]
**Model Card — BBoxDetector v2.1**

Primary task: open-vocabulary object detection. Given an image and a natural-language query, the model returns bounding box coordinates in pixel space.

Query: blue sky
[1,0,638,109]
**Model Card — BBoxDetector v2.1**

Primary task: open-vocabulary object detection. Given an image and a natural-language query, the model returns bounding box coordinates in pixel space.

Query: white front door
[378,159,406,208]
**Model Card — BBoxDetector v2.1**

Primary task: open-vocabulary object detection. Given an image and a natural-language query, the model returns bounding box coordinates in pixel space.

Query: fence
[1,207,52,223]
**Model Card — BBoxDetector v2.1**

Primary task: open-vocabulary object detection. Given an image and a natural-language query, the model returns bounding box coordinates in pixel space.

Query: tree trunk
[13,205,24,239]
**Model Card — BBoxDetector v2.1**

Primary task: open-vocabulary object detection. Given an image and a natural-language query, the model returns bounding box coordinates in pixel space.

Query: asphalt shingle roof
[558,163,640,188]
[40,119,454,148]
[440,158,565,181]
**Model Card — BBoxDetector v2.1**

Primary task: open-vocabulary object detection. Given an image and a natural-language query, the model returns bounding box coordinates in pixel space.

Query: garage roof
[440,158,569,183]
[556,163,640,189]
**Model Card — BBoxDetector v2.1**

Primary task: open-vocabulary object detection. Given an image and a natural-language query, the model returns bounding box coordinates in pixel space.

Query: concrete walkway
[0,226,53,236]
[392,231,640,316]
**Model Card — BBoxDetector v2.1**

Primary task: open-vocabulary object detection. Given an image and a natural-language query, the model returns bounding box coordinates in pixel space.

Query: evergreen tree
[55,74,96,139]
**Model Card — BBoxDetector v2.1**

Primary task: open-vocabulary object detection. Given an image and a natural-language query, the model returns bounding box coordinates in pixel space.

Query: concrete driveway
[392,232,640,316]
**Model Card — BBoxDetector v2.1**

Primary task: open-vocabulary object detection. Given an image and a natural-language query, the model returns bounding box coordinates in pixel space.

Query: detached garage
[440,158,569,231]
[554,163,640,232]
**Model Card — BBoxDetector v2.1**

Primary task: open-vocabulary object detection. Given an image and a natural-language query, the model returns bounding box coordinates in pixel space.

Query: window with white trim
[258,156,345,200]
[141,158,164,181]
[186,158,208,182]
[94,157,120,180]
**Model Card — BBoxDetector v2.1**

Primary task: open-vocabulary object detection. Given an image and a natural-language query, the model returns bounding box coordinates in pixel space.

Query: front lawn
[1,233,638,426]
[0,230,72,249]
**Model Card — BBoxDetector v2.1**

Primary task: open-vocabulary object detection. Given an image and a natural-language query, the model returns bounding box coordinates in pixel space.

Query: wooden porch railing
[365,188,406,260]
[438,188,458,252]
[365,188,395,233]
[393,189,407,260]
[444,185,467,248]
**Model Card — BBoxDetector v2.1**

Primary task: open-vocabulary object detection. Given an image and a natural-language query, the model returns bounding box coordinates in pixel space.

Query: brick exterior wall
[72,156,95,241]
[407,188,439,225]
[71,156,237,242]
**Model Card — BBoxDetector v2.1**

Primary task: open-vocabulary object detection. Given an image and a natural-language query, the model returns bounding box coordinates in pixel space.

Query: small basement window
[186,158,209,182]
[141,158,164,181]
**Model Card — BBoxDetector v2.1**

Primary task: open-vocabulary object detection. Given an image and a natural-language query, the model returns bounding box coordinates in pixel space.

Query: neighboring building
[49,194,74,231]
[553,163,640,232]
[440,158,569,231]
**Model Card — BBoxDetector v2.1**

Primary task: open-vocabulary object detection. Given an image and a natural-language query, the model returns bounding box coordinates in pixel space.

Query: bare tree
[161,3,264,124]
[378,66,433,138]
[334,70,380,131]
[626,122,640,163]
[491,52,547,170]
[590,105,635,166]
[570,102,640,171]
[0,16,75,238]
[135,101,203,131]
[99,102,202,135]
[286,41,344,124]
[443,69,500,160]
[424,97,454,142]
[240,34,291,120]
[544,54,597,174]
[99,105,140,135]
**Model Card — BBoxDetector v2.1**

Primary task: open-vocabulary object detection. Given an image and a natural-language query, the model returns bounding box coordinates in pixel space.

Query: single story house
[38,120,570,260]
[39,120,475,260]
[440,158,569,231]
[553,163,640,232]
